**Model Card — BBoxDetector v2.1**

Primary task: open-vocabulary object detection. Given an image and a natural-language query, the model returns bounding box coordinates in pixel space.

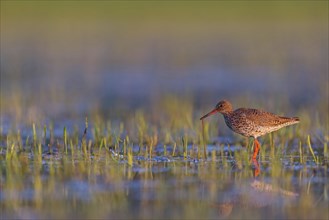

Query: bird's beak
[200,108,218,120]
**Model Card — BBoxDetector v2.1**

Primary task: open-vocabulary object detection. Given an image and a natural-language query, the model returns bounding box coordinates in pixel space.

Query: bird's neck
[222,112,234,130]
[221,111,233,117]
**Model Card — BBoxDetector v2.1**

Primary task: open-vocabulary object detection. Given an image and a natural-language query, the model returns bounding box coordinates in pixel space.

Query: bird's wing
[235,108,288,127]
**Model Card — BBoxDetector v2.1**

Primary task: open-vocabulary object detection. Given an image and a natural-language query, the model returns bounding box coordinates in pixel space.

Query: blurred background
[1,3,328,220]
[1,1,328,126]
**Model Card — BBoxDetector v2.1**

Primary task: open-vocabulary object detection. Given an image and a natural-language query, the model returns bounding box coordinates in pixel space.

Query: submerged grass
[1,96,327,165]
[307,135,318,164]
[0,96,328,219]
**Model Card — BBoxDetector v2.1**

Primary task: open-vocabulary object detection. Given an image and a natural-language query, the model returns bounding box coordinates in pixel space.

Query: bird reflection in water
[212,178,299,218]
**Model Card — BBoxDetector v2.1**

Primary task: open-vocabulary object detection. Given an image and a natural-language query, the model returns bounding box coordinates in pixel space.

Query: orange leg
[252,138,261,177]
[252,138,260,160]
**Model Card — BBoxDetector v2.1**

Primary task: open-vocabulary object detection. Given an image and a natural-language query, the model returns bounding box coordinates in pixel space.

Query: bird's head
[200,100,233,120]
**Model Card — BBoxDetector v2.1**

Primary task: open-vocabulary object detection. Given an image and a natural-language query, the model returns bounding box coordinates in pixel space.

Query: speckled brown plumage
[222,107,299,139]
[200,100,299,162]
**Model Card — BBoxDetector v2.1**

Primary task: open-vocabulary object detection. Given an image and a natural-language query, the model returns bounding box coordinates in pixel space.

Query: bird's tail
[292,117,300,122]
[287,117,300,125]
[280,116,300,126]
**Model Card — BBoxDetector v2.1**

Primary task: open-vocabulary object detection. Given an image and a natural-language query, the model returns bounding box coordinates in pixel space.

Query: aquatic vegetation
[0,96,328,219]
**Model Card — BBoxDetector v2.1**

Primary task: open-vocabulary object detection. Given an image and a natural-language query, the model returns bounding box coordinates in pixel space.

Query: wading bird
[200,100,299,175]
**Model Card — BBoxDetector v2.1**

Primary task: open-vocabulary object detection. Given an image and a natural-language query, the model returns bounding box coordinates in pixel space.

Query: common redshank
[200,100,299,161]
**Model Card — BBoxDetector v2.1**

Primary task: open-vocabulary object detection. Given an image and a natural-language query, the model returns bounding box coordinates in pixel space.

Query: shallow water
[1,145,328,219]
